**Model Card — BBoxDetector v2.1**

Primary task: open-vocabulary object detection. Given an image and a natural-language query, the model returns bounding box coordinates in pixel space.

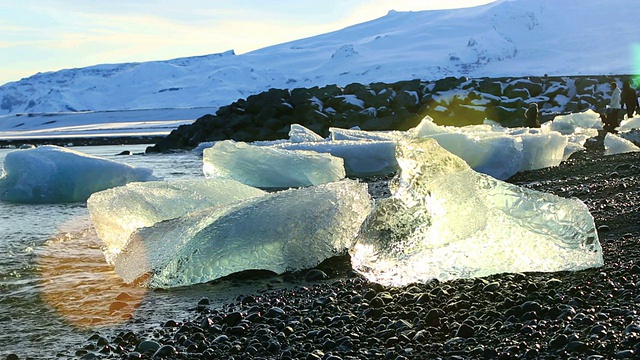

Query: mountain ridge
[1,0,637,115]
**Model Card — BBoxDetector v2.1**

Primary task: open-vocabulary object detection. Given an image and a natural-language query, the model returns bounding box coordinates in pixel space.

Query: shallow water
[0,144,260,358]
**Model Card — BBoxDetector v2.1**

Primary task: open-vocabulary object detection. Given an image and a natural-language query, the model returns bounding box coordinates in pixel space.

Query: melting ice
[112,180,371,288]
[604,133,640,155]
[0,145,155,203]
[202,140,346,188]
[87,178,266,263]
[350,137,603,286]
[87,111,614,288]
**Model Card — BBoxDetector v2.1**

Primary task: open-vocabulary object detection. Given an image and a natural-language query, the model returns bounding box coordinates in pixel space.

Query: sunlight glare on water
[0,144,208,358]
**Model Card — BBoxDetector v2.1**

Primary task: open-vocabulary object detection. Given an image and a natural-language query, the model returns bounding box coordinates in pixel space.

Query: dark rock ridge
[146,75,636,153]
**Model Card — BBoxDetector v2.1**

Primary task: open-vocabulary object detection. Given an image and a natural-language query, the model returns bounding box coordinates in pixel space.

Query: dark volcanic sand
[70,134,640,360]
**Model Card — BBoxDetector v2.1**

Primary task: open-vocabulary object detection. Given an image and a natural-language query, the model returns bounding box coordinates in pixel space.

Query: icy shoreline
[62,146,640,359]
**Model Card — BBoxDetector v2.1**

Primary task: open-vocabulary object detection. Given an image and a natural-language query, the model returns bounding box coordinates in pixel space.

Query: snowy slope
[0,0,637,116]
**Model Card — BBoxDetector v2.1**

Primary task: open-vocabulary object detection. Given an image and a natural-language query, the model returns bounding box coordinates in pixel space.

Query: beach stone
[152,345,177,357]
[548,334,568,349]
[135,340,160,353]
[306,269,329,281]
[616,350,635,359]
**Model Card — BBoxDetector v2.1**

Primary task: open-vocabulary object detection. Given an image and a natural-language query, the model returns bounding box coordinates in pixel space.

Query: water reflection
[36,222,147,328]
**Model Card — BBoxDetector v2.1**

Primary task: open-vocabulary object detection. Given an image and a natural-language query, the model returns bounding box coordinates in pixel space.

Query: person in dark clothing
[602,107,618,133]
[525,103,540,128]
[621,81,639,119]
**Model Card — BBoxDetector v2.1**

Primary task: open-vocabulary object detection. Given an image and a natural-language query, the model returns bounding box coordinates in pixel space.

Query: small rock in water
[197,297,210,305]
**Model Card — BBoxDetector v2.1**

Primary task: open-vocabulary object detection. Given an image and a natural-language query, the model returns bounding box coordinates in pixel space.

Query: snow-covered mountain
[0,0,637,116]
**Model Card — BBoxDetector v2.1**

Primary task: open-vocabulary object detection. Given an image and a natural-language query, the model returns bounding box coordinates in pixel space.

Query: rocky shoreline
[145,75,636,154]
[56,133,640,360]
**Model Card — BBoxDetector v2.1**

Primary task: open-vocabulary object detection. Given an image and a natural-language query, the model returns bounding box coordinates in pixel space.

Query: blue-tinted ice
[0,145,155,203]
[203,140,345,188]
[87,178,266,263]
[113,180,371,288]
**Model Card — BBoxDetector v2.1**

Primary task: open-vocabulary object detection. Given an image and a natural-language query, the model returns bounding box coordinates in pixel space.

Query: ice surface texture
[203,140,346,188]
[604,133,640,156]
[350,137,603,286]
[271,140,398,178]
[409,117,569,179]
[0,145,155,203]
[113,180,372,288]
[87,178,266,263]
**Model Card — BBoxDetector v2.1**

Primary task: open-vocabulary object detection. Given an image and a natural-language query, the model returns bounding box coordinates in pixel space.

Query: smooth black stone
[135,340,160,353]
[306,269,329,281]
[152,345,177,358]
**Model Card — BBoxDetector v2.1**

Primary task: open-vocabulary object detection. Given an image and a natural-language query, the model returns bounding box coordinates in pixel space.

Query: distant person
[621,81,639,119]
[610,81,622,118]
[524,103,540,128]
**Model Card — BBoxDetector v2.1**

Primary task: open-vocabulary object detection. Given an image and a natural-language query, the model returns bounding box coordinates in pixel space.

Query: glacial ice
[329,126,404,141]
[202,140,346,188]
[350,137,603,286]
[87,178,266,263]
[112,180,372,288]
[194,112,603,182]
[289,123,326,142]
[604,133,640,155]
[0,145,156,203]
[270,140,398,178]
[617,116,640,132]
[409,117,569,179]
[542,109,603,135]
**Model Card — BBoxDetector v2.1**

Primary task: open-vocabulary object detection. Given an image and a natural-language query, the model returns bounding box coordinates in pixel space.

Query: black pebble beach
[63,134,640,360]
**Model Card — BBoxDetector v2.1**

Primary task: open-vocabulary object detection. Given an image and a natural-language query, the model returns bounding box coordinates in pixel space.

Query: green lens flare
[633,44,640,86]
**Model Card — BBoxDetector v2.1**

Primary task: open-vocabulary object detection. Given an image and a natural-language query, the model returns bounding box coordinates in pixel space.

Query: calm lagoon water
[0,145,266,358]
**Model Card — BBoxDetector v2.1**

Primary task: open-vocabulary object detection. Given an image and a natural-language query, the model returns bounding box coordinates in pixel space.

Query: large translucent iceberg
[113,180,372,288]
[0,145,155,203]
[203,140,346,188]
[350,137,602,286]
[87,178,266,263]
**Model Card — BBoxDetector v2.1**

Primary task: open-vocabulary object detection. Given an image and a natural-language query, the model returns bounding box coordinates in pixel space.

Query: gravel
[66,133,640,359]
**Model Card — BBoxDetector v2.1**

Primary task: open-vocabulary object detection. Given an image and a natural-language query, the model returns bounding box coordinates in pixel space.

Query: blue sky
[0,0,495,86]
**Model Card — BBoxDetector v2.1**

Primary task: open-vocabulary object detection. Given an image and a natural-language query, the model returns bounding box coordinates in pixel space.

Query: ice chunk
[203,140,345,188]
[513,130,567,171]
[329,126,404,141]
[542,109,603,135]
[604,133,640,155]
[289,123,326,142]
[0,145,155,203]
[271,140,398,177]
[87,178,266,263]
[351,137,602,286]
[414,131,524,180]
[617,116,640,132]
[407,116,568,179]
[113,180,372,288]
